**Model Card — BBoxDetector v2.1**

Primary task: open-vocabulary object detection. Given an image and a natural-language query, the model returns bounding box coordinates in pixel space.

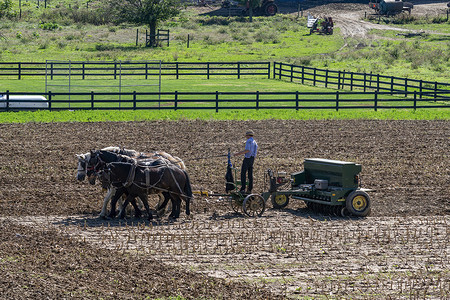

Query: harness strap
[124,163,136,187]
[145,168,150,187]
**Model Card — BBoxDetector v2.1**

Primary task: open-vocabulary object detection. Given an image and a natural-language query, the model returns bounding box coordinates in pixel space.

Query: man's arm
[234,149,249,156]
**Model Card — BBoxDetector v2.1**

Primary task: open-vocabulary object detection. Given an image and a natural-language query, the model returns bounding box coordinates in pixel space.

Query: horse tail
[183,170,193,215]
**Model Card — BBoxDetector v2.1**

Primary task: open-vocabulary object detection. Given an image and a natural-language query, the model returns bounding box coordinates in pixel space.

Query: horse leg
[138,193,153,221]
[156,192,171,217]
[129,197,142,218]
[118,194,132,219]
[174,196,181,219]
[108,188,125,218]
[99,187,115,218]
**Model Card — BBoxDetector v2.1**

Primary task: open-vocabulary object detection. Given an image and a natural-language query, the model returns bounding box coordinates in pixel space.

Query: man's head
[245,130,254,138]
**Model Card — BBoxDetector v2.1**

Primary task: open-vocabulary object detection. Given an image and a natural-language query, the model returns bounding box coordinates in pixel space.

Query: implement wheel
[230,194,243,214]
[243,194,265,217]
[345,190,371,217]
[271,194,289,209]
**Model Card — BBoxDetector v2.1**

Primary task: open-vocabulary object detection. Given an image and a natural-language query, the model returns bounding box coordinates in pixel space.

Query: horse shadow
[52,214,192,228]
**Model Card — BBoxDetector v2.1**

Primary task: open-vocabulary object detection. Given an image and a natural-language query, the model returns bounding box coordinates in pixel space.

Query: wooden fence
[0,61,271,80]
[273,62,450,99]
[1,90,448,112]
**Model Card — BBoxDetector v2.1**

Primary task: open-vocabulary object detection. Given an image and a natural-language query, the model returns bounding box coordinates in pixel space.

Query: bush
[0,0,15,19]
[39,22,60,31]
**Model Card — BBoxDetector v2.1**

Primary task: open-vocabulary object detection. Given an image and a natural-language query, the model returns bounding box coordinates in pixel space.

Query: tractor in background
[369,0,414,15]
[307,15,334,35]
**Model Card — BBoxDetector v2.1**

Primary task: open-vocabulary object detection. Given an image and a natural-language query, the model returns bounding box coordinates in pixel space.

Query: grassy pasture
[1,2,450,81]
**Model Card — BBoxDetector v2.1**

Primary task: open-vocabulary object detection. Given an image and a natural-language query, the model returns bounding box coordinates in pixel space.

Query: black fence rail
[1,90,449,112]
[0,61,271,79]
[274,62,450,99]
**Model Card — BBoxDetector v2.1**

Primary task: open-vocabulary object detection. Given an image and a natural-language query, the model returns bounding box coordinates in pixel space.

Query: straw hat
[245,130,254,136]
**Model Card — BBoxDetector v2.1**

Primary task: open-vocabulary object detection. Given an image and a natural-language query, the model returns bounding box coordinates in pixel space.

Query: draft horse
[104,161,192,219]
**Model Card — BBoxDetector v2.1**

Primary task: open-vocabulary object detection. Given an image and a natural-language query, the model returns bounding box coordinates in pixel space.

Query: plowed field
[0,120,449,299]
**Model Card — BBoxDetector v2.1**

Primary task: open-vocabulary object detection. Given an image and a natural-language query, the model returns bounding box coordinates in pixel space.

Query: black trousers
[240,157,255,192]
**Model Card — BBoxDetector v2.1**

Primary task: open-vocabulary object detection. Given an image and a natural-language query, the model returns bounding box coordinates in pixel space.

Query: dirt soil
[0,120,449,299]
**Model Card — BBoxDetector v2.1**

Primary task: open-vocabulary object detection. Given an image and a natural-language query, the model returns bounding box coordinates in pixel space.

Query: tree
[0,0,15,19]
[107,0,182,47]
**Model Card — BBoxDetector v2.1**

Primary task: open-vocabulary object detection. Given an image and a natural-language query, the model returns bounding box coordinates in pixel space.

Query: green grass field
[1,2,449,122]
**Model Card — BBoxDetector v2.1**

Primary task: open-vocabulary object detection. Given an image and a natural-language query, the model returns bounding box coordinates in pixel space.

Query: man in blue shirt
[234,130,258,194]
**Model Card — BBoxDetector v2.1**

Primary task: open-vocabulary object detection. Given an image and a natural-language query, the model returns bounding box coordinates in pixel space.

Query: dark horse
[104,161,192,219]
[87,150,149,218]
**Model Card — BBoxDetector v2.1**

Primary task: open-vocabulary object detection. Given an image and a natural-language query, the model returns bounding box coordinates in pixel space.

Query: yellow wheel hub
[275,195,287,205]
[352,195,367,211]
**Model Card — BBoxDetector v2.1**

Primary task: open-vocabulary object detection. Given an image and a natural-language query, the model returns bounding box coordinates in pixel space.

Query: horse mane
[102,146,139,158]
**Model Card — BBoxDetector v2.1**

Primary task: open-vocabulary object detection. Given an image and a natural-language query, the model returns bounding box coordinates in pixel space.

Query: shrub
[0,0,15,19]
[39,22,60,31]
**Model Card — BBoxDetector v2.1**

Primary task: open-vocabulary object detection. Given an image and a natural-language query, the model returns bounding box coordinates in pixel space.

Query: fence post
[279,63,282,80]
[267,62,270,79]
[48,91,52,111]
[290,65,293,82]
[18,63,21,80]
[350,72,353,91]
[301,66,304,84]
[313,68,316,86]
[419,80,423,99]
[434,81,437,101]
[174,90,178,111]
[336,91,339,112]
[145,63,148,80]
[256,91,259,110]
[176,62,179,80]
[6,90,9,111]
[369,72,373,87]
[91,91,94,109]
[207,62,210,79]
[273,62,276,79]
[237,62,241,79]
[82,63,85,80]
[133,91,136,110]
[215,91,219,113]
[404,78,408,97]
[114,62,117,80]
[51,62,54,80]
[338,71,341,90]
[413,91,417,111]
[325,70,328,88]
[363,73,366,92]
[377,74,380,91]
[295,91,299,111]
[374,90,378,111]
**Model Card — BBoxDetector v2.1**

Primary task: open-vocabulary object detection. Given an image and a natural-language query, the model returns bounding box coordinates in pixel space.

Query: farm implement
[194,149,266,217]
[261,158,373,217]
[195,152,372,218]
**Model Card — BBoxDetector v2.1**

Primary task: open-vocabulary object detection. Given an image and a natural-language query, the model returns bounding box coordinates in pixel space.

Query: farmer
[234,130,258,194]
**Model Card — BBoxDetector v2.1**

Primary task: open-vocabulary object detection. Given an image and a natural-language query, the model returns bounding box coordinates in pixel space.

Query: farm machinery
[369,0,414,15]
[307,15,334,35]
[262,158,372,217]
[196,156,372,218]
[224,0,278,16]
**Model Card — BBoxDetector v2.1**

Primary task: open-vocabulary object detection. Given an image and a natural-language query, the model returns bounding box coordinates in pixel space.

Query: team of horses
[76,147,192,220]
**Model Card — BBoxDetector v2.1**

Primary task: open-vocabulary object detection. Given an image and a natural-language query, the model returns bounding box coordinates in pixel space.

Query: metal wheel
[264,3,277,16]
[243,194,265,217]
[271,193,289,209]
[345,190,371,217]
[230,195,242,214]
